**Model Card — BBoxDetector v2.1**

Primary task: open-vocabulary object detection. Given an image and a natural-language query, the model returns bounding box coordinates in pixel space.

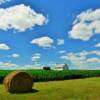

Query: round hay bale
[3,71,33,93]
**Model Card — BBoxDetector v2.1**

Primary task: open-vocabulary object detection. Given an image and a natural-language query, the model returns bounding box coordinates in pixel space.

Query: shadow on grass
[10,89,39,94]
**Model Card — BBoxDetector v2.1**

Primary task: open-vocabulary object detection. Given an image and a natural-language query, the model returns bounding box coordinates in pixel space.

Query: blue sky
[0,0,100,69]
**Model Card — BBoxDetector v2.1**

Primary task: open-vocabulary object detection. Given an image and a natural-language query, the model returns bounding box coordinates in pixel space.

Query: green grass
[0,77,100,100]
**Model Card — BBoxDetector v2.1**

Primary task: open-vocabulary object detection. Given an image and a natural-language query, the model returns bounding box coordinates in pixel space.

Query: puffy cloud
[0,62,42,70]
[0,0,10,4]
[60,50,100,69]
[0,62,17,69]
[59,50,66,54]
[74,50,100,56]
[0,43,10,50]
[61,52,86,62]
[95,43,100,47]
[11,53,20,58]
[61,52,88,69]
[31,37,54,48]
[89,51,100,56]
[57,39,64,45]
[0,4,46,32]
[87,58,100,63]
[32,53,41,61]
[69,9,100,41]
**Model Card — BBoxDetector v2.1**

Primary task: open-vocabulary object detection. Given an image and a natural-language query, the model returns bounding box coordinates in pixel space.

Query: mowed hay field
[0,78,100,100]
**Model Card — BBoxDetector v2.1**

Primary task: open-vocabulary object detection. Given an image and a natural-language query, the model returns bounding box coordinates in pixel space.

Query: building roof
[55,64,67,68]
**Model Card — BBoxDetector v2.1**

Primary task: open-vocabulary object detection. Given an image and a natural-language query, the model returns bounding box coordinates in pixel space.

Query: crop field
[0,70,100,83]
[0,77,100,100]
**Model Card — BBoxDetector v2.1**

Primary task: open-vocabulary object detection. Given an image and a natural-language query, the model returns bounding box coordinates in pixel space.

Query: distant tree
[43,66,51,70]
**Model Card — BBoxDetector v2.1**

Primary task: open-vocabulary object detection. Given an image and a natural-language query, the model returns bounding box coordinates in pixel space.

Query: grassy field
[0,77,100,100]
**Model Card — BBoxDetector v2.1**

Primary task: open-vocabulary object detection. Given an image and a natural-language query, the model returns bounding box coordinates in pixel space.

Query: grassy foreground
[0,78,100,100]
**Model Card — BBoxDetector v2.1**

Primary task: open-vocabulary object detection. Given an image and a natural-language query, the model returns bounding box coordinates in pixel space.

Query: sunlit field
[0,77,100,100]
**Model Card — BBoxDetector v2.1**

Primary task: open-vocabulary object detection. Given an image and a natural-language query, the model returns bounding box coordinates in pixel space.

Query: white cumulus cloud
[31,37,54,48]
[0,62,42,70]
[69,9,100,41]
[0,4,46,32]
[0,0,10,4]
[95,43,100,47]
[32,53,41,61]
[0,43,10,50]
[0,62,17,69]
[59,50,66,54]
[11,53,20,58]
[60,50,100,69]
[87,58,100,63]
[57,39,64,45]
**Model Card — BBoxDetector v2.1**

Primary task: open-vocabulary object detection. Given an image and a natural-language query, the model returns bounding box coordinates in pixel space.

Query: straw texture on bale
[3,71,33,93]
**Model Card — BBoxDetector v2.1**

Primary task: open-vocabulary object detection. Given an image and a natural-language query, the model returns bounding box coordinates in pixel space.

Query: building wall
[54,64,68,71]
[54,67,65,71]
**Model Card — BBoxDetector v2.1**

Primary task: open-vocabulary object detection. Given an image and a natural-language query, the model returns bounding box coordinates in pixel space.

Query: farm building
[54,64,68,71]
